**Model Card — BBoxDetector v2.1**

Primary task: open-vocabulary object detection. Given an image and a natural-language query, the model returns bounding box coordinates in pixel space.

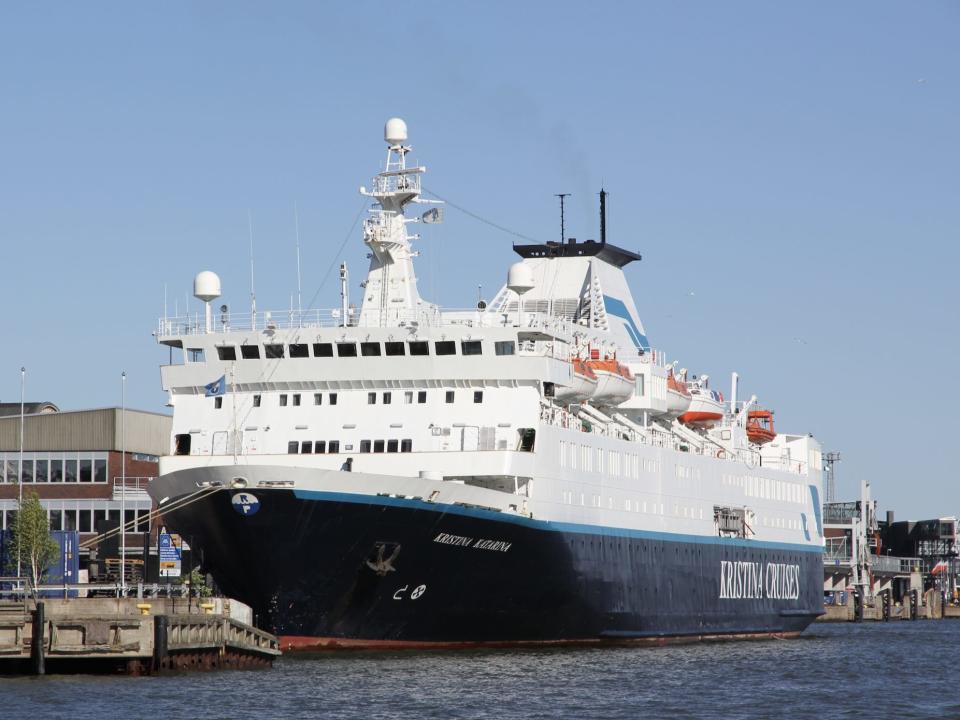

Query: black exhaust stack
[599,188,607,244]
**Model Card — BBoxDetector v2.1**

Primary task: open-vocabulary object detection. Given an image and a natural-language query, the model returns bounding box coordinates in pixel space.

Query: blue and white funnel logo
[232,492,261,516]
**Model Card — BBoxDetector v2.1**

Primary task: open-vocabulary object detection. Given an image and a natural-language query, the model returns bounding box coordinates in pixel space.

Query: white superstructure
[155,119,823,550]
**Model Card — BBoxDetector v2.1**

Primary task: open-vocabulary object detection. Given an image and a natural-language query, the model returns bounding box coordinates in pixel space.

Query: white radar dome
[385,117,408,145]
[507,262,535,295]
[193,271,222,302]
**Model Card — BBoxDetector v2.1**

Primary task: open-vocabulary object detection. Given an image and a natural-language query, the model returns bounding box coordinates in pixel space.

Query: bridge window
[337,343,357,357]
[435,341,456,356]
[315,441,326,454]
[265,344,284,359]
[408,341,429,356]
[328,441,340,454]
[385,342,405,356]
[361,342,381,356]
[287,441,298,454]
[373,440,385,453]
[359,440,371,453]
[289,343,309,358]
[187,348,204,362]
[387,439,399,453]
[217,346,237,361]
[494,341,515,356]
[401,439,413,452]
[301,441,313,454]
[241,345,260,359]
[461,340,482,356]
[313,343,333,357]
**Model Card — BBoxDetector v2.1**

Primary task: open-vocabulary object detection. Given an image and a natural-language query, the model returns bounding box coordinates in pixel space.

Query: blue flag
[204,375,226,397]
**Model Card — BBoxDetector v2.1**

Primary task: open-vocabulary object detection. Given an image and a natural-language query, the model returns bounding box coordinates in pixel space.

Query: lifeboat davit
[586,359,635,406]
[746,409,776,445]
[555,358,600,404]
[679,380,725,429]
[665,369,692,418]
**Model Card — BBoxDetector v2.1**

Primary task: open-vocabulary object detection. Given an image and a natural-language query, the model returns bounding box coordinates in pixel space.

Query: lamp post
[16,367,25,581]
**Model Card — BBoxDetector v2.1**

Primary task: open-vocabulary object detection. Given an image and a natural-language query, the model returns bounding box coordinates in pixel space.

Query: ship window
[289,343,309,358]
[401,439,413,453]
[385,342,405,356]
[280,394,288,407]
[518,428,536,452]
[214,397,223,409]
[265,344,285,359]
[461,340,482,356]
[337,343,357,357]
[253,394,261,407]
[313,343,333,357]
[404,391,413,404]
[361,342,381,356]
[445,391,455,404]
[435,341,456,356]
[408,341,429,356]
[287,441,298,454]
[328,441,340,454]
[635,375,645,397]
[241,345,260,359]
[418,391,427,404]
[187,348,204,362]
[314,393,323,405]
[175,434,191,456]
[329,393,338,405]
[373,440,385,453]
[217,346,237,361]
[367,392,377,405]
[293,393,301,406]
[387,439,399,453]
[494,341,515,356]
[315,441,326,454]
[383,392,392,405]
[474,391,483,404]
[360,440,371,453]
[301,441,313,454]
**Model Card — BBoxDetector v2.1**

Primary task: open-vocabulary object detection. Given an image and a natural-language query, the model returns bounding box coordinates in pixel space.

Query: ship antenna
[599,188,607,245]
[294,202,303,327]
[555,193,570,243]
[248,210,257,330]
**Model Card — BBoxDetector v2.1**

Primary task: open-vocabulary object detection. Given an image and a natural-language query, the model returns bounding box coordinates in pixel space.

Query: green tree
[9,492,59,589]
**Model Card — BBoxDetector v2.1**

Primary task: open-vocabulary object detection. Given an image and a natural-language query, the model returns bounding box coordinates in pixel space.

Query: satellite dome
[507,262,535,295]
[193,270,222,302]
[385,117,408,145]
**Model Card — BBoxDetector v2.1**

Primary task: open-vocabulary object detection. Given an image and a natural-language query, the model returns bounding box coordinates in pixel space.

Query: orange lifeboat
[746,409,776,445]
[665,368,692,418]
[586,358,635,406]
[555,358,599,404]
[679,377,724,429]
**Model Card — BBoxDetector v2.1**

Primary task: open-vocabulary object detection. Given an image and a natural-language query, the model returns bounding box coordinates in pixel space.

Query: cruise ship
[149,119,824,649]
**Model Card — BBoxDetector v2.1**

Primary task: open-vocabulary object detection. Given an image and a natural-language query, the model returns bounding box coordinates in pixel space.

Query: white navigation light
[507,262,535,296]
[385,117,408,146]
[193,271,222,302]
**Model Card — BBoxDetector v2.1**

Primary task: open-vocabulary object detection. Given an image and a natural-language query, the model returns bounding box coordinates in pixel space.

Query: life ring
[716,449,726,459]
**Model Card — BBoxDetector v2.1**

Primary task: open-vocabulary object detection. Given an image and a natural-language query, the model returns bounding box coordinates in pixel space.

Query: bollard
[31,601,45,676]
[153,615,169,673]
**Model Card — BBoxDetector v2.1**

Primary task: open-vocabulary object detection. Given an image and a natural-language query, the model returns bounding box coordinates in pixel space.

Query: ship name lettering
[719,561,799,600]
[433,532,475,547]
[472,539,512,552]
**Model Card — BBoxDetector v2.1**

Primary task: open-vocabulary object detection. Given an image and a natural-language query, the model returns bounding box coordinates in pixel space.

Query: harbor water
[4,622,959,719]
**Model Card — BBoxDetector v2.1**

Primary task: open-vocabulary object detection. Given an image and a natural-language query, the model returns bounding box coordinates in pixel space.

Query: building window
[495,341,515,356]
[35,460,48,483]
[474,391,483,404]
[373,440,385,453]
[94,459,107,483]
[445,391,455,404]
[314,393,323,405]
[265,344,285,359]
[293,393,301,407]
[289,343,309,358]
[315,441,326,454]
[368,392,377,405]
[337,343,358,357]
[361,342,381,357]
[253,394,261,407]
[280,394,288,407]
[418,391,427,404]
[65,459,77,483]
[404,391,413,404]
[79,459,92,483]
[287,441,298,454]
[330,393,338,405]
[241,345,260,359]
[328,441,340,454]
[313,343,333,357]
[383,392,392,405]
[301,441,313,454]
[50,461,63,483]
[435,341,456,356]
[401,439,413,453]
[408,341,429,356]
[385,342,405,356]
[387,439,399,453]
[360,440,371,453]
[214,397,223,409]
[461,340,482,355]
[217,346,237,361]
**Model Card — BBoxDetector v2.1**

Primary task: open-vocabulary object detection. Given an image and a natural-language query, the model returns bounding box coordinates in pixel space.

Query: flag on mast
[204,375,226,397]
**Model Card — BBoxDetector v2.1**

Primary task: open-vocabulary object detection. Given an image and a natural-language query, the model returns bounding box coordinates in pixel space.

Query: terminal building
[0,404,171,571]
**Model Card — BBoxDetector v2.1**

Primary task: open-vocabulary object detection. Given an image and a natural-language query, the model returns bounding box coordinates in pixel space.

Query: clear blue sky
[1,2,957,518]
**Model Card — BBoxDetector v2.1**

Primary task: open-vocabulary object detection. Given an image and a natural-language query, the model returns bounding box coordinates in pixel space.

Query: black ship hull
[163,488,823,649]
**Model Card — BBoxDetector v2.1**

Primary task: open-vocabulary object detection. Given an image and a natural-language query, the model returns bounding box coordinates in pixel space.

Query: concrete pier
[0,597,279,675]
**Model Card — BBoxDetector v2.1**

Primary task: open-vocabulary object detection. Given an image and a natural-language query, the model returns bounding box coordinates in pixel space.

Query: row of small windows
[1,453,109,484]
[217,390,483,408]
[213,340,515,362]
[287,439,413,454]
[0,503,152,533]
